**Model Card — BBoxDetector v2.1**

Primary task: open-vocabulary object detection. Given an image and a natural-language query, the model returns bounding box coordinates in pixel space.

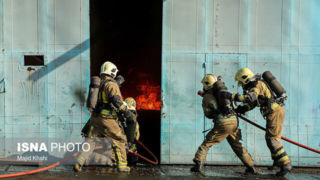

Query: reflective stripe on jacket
[99,76,121,117]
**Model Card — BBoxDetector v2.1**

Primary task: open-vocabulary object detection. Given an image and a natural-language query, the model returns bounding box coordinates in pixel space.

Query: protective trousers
[76,115,128,167]
[75,137,113,166]
[265,106,291,166]
[194,119,254,168]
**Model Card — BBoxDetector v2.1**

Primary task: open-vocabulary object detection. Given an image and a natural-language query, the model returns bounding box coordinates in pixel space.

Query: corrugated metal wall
[0,0,90,157]
[161,0,320,166]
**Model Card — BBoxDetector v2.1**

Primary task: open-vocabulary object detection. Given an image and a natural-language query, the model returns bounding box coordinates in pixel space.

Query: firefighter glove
[235,105,248,114]
[123,110,134,123]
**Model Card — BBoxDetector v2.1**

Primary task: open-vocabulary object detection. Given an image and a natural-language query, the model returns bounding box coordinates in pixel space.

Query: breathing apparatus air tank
[212,79,233,115]
[86,76,101,112]
[262,71,286,98]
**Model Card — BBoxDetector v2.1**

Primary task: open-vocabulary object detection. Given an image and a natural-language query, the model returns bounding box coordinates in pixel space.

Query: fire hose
[237,114,320,154]
[128,139,159,165]
[0,139,158,178]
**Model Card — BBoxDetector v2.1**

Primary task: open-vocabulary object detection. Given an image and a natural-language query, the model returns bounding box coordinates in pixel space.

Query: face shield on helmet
[201,74,218,91]
[124,97,136,111]
[100,61,118,78]
[235,68,254,87]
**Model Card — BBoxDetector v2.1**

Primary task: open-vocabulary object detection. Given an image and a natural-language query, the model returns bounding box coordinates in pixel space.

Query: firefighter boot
[73,163,82,172]
[190,159,204,172]
[118,165,131,173]
[245,166,258,175]
[276,163,292,176]
[268,161,277,170]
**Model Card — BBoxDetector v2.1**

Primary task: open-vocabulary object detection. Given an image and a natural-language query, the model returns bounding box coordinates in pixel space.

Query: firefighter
[191,74,256,174]
[123,97,140,165]
[229,67,292,176]
[74,61,133,173]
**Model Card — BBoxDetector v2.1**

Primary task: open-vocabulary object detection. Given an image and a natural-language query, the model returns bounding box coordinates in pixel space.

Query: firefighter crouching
[74,61,134,173]
[123,97,140,165]
[225,67,292,176]
[191,74,257,174]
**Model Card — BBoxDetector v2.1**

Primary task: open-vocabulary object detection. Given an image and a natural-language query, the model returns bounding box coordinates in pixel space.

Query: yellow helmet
[201,74,217,90]
[124,97,136,111]
[100,61,118,78]
[235,67,254,86]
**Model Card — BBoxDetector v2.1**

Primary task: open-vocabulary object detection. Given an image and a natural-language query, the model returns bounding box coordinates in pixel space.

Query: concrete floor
[1,164,320,180]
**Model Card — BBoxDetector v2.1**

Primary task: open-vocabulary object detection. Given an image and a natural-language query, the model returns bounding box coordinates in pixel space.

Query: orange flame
[135,81,161,111]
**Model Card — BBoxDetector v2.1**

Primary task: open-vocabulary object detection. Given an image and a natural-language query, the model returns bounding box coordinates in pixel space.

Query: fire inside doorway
[89,0,163,161]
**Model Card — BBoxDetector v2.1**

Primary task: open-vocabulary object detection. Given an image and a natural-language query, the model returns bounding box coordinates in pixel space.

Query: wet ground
[0,164,320,180]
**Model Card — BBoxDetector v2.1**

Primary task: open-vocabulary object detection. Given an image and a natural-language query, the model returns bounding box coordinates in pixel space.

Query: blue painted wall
[0,0,90,158]
[161,0,320,166]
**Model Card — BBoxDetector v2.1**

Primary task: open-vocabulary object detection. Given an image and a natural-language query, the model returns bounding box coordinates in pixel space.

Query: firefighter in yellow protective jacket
[228,67,292,176]
[74,61,133,173]
[123,97,140,165]
[191,74,256,174]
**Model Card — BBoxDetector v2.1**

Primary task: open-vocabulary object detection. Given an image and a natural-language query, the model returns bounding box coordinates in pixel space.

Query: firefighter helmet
[124,97,136,111]
[201,74,217,91]
[100,61,118,78]
[235,68,254,87]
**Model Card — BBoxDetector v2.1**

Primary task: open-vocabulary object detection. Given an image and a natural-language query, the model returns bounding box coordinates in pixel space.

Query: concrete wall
[161,0,320,166]
[0,0,90,158]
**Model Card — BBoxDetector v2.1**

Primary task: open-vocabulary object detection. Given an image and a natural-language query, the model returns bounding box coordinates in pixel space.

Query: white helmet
[100,61,118,78]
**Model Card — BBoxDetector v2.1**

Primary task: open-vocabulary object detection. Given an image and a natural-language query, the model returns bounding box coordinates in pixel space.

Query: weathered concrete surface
[1,165,320,180]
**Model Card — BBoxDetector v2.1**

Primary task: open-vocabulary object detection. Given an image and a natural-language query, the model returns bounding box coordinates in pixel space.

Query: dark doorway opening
[90,0,162,162]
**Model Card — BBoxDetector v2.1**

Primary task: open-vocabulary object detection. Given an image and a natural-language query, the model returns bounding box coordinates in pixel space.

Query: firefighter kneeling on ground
[74,61,134,173]
[123,97,140,165]
[191,74,257,174]
[223,67,292,176]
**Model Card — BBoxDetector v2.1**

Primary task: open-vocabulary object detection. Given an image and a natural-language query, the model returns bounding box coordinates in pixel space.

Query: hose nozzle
[197,90,204,97]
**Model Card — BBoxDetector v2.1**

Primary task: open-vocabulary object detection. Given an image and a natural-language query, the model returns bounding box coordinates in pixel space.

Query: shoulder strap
[96,79,113,108]
[260,80,276,100]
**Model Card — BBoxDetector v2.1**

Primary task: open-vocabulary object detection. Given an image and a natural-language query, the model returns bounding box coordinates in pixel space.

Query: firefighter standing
[228,67,292,176]
[74,61,133,173]
[191,74,256,174]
